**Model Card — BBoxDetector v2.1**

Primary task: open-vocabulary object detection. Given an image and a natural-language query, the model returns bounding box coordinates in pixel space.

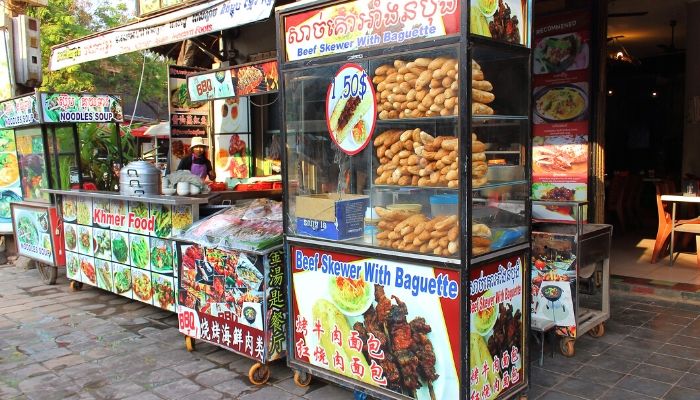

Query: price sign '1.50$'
[325,63,376,156]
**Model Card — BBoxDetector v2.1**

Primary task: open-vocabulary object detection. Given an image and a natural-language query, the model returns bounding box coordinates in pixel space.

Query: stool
[531,317,556,366]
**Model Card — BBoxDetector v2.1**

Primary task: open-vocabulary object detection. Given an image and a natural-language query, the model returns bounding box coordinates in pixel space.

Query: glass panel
[79,123,121,191]
[471,42,530,258]
[50,126,79,190]
[15,127,50,202]
[284,46,462,259]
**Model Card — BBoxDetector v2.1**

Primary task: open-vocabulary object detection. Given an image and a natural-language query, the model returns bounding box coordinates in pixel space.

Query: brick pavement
[2,262,700,399]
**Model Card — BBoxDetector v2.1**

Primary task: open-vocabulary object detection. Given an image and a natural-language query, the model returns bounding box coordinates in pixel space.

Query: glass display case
[278,2,532,399]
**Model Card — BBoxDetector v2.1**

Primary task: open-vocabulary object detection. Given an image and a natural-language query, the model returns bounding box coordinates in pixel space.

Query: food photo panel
[79,255,97,286]
[150,237,174,274]
[152,272,176,312]
[110,230,130,265]
[214,97,250,134]
[129,234,150,270]
[131,267,154,305]
[112,263,133,299]
[214,133,251,180]
[95,259,113,292]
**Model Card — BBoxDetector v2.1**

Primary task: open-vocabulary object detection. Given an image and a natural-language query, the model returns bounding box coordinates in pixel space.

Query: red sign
[283,0,460,62]
[290,245,461,399]
[178,305,266,362]
[469,254,527,400]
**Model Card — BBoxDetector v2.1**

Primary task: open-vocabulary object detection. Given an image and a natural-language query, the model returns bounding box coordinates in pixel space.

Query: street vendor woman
[177,136,216,181]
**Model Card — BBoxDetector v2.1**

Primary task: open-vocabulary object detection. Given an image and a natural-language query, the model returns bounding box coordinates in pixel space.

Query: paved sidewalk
[2,263,700,399]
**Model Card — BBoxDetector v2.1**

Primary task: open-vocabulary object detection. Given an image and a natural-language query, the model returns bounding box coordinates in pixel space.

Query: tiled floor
[610,233,700,285]
[531,295,700,399]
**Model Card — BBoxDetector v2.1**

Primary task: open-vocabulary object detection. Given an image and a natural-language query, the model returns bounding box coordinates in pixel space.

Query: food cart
[531,200,611,357]
[174,198,286,385]
[277,1,532,399]
[3,91,124,283]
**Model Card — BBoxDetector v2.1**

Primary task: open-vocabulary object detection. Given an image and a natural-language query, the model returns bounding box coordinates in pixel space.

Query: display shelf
[376,116,459,125]
[372,180,528,192]
[473,115,529,122]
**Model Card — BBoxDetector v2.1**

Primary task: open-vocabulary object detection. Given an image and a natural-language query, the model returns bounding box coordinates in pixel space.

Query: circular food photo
[325,63,376,156]
[328,275,374,317]
[535,85,588,122]
[471,289,498,336]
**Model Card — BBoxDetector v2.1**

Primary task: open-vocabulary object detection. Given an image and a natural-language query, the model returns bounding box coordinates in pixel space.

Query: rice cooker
[119,160,161,196]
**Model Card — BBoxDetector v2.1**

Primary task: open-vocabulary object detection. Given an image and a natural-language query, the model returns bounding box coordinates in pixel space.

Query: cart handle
[130,180,141,187]
[127,169,138,177]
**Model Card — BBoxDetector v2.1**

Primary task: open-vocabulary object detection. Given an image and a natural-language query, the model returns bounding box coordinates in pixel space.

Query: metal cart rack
[532,200,611,357]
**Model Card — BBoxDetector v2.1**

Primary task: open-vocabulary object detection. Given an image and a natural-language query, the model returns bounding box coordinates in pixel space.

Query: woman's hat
[190,136,208,148]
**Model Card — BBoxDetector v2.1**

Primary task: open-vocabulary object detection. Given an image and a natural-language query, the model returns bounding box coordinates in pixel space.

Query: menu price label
[325,64,376,156]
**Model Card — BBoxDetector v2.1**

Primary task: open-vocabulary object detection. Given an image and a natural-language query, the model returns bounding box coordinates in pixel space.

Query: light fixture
[607,89,614,96]
[651,91,658,98]
[608,37,639,64]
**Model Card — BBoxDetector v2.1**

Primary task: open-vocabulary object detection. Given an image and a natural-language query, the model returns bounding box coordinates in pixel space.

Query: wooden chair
[606,172,629,232]
[651,179,700,264]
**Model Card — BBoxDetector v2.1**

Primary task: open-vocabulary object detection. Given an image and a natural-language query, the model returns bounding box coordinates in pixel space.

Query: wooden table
[660,194,700,265]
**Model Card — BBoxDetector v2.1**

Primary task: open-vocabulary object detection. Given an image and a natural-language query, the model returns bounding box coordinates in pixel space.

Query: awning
[49,0,274,71]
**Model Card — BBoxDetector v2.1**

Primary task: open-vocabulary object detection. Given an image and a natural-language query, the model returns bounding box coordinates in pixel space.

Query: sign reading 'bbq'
[93,208,155,233]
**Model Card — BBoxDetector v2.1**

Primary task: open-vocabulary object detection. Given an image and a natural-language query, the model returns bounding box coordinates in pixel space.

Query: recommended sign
[41,93,123,123]
[0,94,40,128]
[50,0,275,71]
[291,246,461,399]
[283,0,460,62]
[469,254,527,400]
[169,65,209,138]
[326,64,376,155]
[532,10,592,223]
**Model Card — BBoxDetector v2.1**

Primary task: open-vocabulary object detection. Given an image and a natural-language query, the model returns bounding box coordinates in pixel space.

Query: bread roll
[472,223,492,237]
[472,102,494,115]
[472,176,488,187]
[472,140,487,153]
[472,80,493,92]
[472,89,495,104]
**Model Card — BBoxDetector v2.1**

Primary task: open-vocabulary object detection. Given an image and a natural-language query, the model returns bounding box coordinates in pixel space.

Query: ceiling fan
[609,11,648,18]
[658,20,684,53]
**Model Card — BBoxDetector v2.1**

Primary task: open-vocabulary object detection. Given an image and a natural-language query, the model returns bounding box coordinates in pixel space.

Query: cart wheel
[37,262,57,285]
[589,323,605,338]
[69,280,83,291]
[248,363,270,385]
[293,370,312,387]
[518,395,528,400]
[185,336,196,352]
[560,337,575,357]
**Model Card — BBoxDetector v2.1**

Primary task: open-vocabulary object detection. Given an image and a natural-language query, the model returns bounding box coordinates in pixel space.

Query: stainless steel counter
[43,189,210,206]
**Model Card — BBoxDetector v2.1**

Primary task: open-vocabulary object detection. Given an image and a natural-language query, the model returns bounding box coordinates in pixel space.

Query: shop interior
[602,0,700,284]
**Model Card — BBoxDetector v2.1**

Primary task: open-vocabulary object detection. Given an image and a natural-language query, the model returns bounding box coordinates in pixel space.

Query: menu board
[0,129,22,233]
[531,232,577,337]
[12,204,56,264]
[168,65,209,138]
[62,195,192,312]
[0,94,40,128]
[290,246,461,399]
[532,10,591,222]
[41,93,123,123]
[177,245,285,362]
[469,254,526,400]
[15,128,50,203]
[469,0,531,47]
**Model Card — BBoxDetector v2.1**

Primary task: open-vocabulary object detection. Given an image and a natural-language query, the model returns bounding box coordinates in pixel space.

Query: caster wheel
[70,281,83,291]
[294,370,312,387]
[560,338,575,357]
[248,363,270,385]
[589,323,605,338]
[37,262,57,285]
[185,336,195,352]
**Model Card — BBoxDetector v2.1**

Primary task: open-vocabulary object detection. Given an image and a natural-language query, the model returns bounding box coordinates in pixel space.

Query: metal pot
[119,160,161,196]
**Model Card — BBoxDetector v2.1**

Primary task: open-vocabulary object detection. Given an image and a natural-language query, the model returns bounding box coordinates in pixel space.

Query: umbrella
[144,122,170,137]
